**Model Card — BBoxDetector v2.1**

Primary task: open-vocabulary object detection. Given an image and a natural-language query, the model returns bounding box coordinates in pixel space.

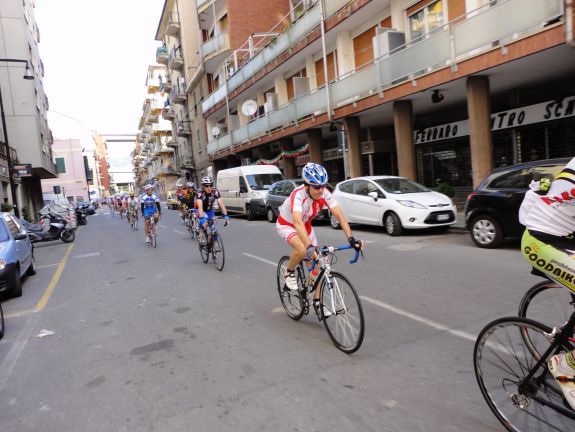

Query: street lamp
[0,59,34,217]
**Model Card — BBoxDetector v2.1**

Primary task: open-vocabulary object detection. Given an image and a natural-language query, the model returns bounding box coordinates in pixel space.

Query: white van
[217,165,283,220]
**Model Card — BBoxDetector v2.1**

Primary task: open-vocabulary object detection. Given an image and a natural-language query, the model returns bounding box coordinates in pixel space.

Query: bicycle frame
[518,311,575,419]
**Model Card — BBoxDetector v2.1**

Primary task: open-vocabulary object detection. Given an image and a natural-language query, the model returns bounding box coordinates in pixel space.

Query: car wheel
[9,265,22,298]
[470,215,503,248]
[330,212,341,230]
[27,254,37,276]
[384,212,403,236]
[246,205,254,221]
[266,207,276,223]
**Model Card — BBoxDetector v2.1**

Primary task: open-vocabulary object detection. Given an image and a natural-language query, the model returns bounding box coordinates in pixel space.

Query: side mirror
[14,233,27,241]
[368,191,379,201]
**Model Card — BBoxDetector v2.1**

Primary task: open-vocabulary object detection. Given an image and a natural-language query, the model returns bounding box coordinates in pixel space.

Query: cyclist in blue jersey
[196,176,229,244]
[140,184,161,243]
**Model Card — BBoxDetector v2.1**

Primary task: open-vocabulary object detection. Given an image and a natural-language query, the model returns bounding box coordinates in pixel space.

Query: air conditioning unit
[266,93,278,112]
[373,28,405,58]
[293,77,310,98]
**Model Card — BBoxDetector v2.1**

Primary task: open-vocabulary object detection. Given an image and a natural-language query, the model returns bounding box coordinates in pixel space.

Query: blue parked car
[0,212,36,297]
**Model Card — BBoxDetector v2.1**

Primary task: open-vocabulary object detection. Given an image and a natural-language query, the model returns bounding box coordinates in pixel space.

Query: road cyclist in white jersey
[519,156,575,409]
[127,192,139,227]
[140,184,161,243]
[276,162,363,315]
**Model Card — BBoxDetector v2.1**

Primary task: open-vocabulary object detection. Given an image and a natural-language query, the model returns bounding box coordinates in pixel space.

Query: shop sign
[323,147,341,161]
[295,154,310,166]
[423,150,457,160]
[415,95,575,144]
[13,164,32,177]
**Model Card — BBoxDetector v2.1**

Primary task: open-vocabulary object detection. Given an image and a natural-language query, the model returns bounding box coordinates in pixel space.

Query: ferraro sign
[414,96,575,145]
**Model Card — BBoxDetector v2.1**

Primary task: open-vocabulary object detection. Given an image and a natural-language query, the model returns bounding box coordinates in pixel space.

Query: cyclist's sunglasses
[202,183,213,187]
[309,184,325,190]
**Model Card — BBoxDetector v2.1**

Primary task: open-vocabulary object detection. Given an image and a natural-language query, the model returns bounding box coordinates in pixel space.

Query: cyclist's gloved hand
[306,245,319,260]
[348,236,362,251]
[223,215,230,226]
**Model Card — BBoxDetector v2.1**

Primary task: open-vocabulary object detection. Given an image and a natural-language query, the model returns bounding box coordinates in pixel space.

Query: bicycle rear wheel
[519,280,575,328]
[474,317,575,431]
[277,256,305,320]
[134,216,138,230]
[320,272,364,353]
[211,234,225,271]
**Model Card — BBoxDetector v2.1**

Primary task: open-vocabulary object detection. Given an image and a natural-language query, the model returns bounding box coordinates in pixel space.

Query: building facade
[42,138,88,203]
[0,0,57,215]
[193,0,574,205]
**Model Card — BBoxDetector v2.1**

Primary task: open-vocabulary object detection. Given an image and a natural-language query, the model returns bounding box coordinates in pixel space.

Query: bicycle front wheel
[212,234,225,271]
[277,256,304,320]
[320,272,364,353]
[474,317,575,432]
[199,234,209,263]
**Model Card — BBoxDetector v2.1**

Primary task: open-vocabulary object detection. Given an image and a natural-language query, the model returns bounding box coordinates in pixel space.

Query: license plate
[437,214,449,221]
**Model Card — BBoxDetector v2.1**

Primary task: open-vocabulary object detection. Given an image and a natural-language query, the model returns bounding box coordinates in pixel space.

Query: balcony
[168,47,184,70]
[177,121,192,138]
[202,0,350,114]
[156,45,168,65]
[200,32,230,73]
[156,165,178,177]
[161,79,173,92]
[154,145,175,156]
[166,138,178,148]
[207,0,563,155]
[162,106,175,120]
[180,155,194,169]
[165,12,180,36]
[145,112,159,124]
[172,82,187,105]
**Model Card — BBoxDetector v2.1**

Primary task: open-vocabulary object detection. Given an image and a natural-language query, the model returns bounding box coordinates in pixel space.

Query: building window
[408,0,445,43]
[55,157,66,173]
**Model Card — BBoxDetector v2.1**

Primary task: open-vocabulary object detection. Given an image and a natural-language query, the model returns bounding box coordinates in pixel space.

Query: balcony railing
[156,45,168,65]
[168,47,184,70]
[202,0,349,113]
[166,12,180,36]
[200,31,230,59]
[207,0,562,155]
[172,82,187,105]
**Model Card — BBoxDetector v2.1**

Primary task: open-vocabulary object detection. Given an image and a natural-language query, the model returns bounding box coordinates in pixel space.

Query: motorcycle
[21,211,75,243]
[75,206,87,226]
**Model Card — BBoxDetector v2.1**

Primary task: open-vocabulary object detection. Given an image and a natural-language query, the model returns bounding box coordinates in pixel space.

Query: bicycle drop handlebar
[306,244,363,272]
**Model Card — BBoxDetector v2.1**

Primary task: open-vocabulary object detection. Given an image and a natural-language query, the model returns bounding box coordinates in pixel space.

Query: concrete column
[279,140,297,179]
[343,117,362,178]
[274,75,289,106]
[393,100,416,180]
[307,129,323,164]
[467,76,493,188]
[335,31,355,77]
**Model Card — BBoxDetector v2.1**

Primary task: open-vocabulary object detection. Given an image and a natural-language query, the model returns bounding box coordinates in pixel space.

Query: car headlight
[397,200,426,209]
[0,260,6,271]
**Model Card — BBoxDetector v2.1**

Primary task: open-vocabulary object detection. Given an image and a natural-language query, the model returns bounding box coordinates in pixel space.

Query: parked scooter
[21,211,75,243]
[75,206,87,226]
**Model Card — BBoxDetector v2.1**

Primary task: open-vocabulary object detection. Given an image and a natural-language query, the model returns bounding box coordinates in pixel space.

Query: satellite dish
[211,126,221,137]
[241,99,258,116]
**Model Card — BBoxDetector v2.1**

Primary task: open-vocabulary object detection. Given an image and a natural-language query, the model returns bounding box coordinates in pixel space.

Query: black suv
[464,157,570,248]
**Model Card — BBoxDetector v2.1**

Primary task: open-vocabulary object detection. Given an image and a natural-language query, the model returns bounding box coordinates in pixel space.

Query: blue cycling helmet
[302,163,328,186]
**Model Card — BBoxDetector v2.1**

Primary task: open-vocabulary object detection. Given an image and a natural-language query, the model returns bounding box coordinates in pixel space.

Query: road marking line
[4,309,35,318]
[243,252,476,342]
[36,263,59,269]
[173,230,185,235]
[34,243,75,312]
[159,224,168,229]
[242,253,277,267]
[73,252,100,259]
[360,296,477,342]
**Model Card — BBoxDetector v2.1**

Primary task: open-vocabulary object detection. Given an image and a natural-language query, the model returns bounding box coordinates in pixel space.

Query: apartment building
[196,0,574,204]
[0,0,57,215]
[134,64,177,199]
[41,139,88,203]
[94,134,112,198]
[151,0,293,186]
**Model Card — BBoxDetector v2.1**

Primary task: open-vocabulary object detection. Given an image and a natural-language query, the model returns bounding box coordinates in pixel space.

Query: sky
[34,0,165,183]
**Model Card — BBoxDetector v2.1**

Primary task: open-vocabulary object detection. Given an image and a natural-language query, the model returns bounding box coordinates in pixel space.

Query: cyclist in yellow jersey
[519,157,575,409]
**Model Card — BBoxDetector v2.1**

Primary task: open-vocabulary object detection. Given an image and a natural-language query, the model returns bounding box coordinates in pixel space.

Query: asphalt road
[0,207,540,432]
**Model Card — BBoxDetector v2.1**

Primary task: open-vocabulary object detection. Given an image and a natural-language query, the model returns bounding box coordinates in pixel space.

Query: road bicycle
[0,301,4,339]
[129,209,138,231]
[198,218,225,271]
[148,216,158,248]
[185,209,198,240]
[276,244,365,354]
[474,277,575,430]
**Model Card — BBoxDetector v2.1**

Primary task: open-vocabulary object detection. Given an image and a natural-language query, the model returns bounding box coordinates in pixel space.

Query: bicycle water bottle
[306,260,319,287]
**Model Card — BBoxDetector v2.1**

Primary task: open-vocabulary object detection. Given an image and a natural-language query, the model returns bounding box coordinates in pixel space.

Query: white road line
[360,296,477,342]
[173,230,185,235]
[243,252,477,343]
[242,253,277,267]
[159,225,168,229]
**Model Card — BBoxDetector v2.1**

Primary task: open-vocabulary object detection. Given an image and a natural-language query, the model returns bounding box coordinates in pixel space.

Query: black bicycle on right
[0,301,4,339]
[198,217,225,271]
[474,276,575,431]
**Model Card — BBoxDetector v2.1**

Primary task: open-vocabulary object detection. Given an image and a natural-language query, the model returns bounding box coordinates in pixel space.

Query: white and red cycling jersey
[277,184,338,229]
